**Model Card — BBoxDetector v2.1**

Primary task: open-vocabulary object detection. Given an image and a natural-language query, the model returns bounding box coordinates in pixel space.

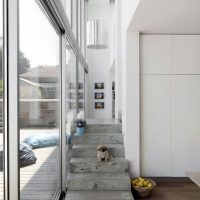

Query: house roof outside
[20,65,59,83]
[20,78,56,88]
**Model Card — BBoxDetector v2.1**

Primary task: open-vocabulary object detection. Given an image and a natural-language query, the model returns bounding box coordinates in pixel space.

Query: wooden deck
[0,129,61,200]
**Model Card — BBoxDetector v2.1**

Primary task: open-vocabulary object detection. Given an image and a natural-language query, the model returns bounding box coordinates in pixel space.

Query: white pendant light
[86,20,108,49]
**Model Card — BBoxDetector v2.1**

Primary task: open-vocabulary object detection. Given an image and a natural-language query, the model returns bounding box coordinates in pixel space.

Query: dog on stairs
[97,145,110,162]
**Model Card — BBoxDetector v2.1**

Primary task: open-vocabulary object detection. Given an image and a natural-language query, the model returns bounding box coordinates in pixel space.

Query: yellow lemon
[138,182,143,187]
[143,181,148,187]
[132,180,137,186]
[146,180,150,183]
[148,183,153,188]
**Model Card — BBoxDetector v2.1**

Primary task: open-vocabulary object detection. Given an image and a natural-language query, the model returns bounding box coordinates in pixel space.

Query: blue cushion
[23,132,71,149]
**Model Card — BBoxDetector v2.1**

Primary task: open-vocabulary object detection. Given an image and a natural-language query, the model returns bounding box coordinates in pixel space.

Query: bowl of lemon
[132,177,156,198]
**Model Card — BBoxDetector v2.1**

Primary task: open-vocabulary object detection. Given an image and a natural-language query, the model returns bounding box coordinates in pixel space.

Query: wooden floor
[134,182,200,200]
[0,129,61,200]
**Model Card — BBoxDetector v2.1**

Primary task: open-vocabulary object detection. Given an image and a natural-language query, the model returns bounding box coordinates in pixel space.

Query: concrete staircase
[65,120,134,200]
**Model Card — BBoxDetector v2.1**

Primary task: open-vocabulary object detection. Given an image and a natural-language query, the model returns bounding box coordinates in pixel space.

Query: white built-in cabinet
[140,35,200,177]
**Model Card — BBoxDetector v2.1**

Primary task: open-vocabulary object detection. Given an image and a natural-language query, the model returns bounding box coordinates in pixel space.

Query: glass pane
[78,64,85,116]
[19,1,60,199]
[65,42,77,179]
[0,0,3,199]
[71,0,78,40]
[66,0,71,25]
[66,42,77,132]
[80,0,86,55]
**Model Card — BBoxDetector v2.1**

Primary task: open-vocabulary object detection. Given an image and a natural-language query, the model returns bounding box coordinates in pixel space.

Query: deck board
[0,129,61,200]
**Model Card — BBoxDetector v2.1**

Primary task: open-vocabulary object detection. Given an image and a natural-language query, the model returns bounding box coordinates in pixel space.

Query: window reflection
[19,1,60,199]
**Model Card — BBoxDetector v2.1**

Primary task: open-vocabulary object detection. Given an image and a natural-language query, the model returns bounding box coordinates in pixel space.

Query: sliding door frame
[60,35,66,194]
[4,0,19,199]
[3,0,88,199]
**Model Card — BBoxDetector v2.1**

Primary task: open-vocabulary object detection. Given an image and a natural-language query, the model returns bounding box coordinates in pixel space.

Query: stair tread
[66,191,134,200]
[67,172,131,180]
[70,158,128,173]
[86,119,121,125]
[85,121,122,133]
[73,144,124,148]
[73,133,124,145]
[72,144,125,158]
[70,157,127,163]
[75,132,122,135]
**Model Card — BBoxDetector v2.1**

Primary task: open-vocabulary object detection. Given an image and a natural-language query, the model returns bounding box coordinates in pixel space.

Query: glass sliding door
[66,42,77,132]
[79,0,86,55]
[19,0,61,199]
[78,63,85,116]
[71,0,78,41]
[0,0,3,199]
[65,41,77,181]
[66,0,72,26]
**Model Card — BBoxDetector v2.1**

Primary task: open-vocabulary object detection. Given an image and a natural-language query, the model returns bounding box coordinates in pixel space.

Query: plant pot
[76,127,85,136]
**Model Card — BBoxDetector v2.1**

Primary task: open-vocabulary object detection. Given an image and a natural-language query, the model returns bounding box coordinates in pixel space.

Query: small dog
[97,145,110,162]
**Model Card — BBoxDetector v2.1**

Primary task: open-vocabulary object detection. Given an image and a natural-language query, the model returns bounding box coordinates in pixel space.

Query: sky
[0,0,60,68]
[20,0,59,68]
[0,0,81,69]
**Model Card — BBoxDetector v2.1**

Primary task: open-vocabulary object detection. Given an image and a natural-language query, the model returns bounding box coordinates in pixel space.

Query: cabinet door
[172,75,200,177]
[173,35,200,74]
[141,75,172,176]
[140,35,172,75]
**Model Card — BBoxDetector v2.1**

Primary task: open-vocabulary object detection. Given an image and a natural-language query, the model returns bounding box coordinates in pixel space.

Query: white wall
[118,0,200,178]
[140,35,172,177]
[87,4,114,119]
[140,34,200,177]
[122,0,140,31]
[118,0,140,177]
[114,0,140,120]
[87,0,140,120]
[114,0,122,119]
[124,31,140,177]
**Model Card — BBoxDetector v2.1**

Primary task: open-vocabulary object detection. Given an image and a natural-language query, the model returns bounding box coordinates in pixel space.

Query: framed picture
[95,82,104,89]
[95,102,104,109]
[95,92,104,99]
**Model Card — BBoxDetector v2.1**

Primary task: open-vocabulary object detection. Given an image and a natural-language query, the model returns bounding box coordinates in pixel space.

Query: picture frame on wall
[95,92,104,99]
[95,82,104,89]
[95,102,104,109]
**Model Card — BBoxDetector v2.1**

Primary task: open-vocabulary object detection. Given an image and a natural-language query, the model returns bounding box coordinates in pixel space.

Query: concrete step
[70,158,128,173]
[65,191,134,200]
[85,124,122,133]
[67,173,131,191]
[72,133,123,145]
[72,144,125,158]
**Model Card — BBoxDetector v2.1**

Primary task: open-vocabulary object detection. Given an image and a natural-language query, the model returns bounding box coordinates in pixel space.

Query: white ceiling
[88,0,110,6]
[129,0,200,34]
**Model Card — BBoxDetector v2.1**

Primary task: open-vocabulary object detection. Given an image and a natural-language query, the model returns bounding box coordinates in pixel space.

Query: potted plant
[75,118,87,136]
